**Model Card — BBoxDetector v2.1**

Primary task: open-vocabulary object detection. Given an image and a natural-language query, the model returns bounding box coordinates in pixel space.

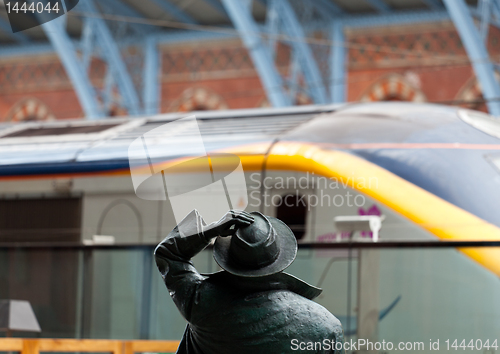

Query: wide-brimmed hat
[213,212,297,277]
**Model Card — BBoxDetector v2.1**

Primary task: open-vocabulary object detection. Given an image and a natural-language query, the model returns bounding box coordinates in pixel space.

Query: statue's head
[213,212,297,277]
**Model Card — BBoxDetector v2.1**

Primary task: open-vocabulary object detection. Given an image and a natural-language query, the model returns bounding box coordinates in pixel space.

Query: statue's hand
[203,210,254,239]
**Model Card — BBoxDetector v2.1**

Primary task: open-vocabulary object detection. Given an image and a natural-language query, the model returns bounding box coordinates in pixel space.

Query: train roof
[0,104,340,170]
[1,102,500,173]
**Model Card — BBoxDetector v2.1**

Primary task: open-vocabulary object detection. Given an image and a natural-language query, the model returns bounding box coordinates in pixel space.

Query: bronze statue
[155,210,345,353]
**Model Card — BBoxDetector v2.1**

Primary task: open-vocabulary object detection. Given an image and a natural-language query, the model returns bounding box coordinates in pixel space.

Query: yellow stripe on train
[229,142,500,277]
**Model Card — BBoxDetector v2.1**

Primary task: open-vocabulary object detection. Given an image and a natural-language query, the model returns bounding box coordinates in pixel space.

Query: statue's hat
[213,212,297,277]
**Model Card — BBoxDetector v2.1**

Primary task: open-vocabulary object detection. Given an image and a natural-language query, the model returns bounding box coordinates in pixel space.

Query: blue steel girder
[98,0,151,36]
[492,0,500,22]
[276,0,328,104]
[470,5,500,31]
[313,0,344,17]
[330,21,345,103]
[202,0,227,14]
[364,0,391,13]
[221,0,291,107]
[98,0,145,19]
[41,18,103,119]
[288,49,300,100]
[479,0,491,42]
[494,0,500,18]
[242,0,252,11]
[147,0,197,24]
[80,0,141,116]
[143,37,160,115]
[343,10,449,28]
[265,0,279,59]
[443,0,500,116]
[103,68,115,111]
[81,18,95,71]
[420,0,443,10]
[60,0,68,27]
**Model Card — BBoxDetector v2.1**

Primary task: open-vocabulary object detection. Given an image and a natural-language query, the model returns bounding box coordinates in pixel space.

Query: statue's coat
[155,211,345,354]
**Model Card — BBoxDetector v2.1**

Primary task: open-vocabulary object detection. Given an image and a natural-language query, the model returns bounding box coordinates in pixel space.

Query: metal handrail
[0,338,180,354]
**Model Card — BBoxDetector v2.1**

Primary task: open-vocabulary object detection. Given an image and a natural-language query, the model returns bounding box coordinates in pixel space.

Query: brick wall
[0,21,496,121]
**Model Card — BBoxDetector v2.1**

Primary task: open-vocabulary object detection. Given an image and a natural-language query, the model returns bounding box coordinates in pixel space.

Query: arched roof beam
[41,18,103,119]
[201,0,227,15]
[443,0,500,116]
[79,0,141,116]
[148,0,198,24]
[276,0,328,104]
[420,0,443,10]
[97,0,153,36]
[313,0,344,18]
[364,0,391,13]
[221,0,291,107]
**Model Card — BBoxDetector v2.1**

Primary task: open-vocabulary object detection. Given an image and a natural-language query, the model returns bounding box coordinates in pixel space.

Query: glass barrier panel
[0,245,499,354]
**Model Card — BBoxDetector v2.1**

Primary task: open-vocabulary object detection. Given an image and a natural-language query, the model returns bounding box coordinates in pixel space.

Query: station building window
[360,73,426,103]
[0,197,81,243]
[276,194,307,241]
[0,197,81,336]
[169,87,228,112]
[6,98,55,122]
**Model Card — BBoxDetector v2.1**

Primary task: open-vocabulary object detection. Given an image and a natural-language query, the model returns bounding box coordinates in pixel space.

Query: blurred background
[0,0,496,121]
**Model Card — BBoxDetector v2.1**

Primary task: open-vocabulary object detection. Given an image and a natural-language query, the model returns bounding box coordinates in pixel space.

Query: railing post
[22,340,40,354]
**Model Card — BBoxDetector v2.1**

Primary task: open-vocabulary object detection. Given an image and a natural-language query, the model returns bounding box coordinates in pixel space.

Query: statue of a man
[155,209,345,354]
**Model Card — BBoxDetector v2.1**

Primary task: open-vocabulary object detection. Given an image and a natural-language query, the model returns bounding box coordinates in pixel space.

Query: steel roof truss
[444,0,500,116]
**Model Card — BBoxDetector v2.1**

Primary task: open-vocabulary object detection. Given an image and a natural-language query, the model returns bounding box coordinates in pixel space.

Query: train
[0,102,499,350]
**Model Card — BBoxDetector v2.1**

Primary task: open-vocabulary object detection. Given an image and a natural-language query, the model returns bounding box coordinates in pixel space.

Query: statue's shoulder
[200,270,234,289]
[195,271,241,303]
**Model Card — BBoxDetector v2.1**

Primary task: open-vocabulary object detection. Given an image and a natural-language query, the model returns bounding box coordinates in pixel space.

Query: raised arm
[154,209,253,321]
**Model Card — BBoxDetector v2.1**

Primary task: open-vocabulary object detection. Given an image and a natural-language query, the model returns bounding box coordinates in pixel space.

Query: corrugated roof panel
[0,109,321,167]
[76,114,315,162]
[0,142,91,165]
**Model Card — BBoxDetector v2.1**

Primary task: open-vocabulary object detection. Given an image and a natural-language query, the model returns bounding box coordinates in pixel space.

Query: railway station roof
[0,0,478,45]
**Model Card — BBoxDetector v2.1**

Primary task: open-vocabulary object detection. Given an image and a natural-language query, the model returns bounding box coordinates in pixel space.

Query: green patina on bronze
[154,210,345,354]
